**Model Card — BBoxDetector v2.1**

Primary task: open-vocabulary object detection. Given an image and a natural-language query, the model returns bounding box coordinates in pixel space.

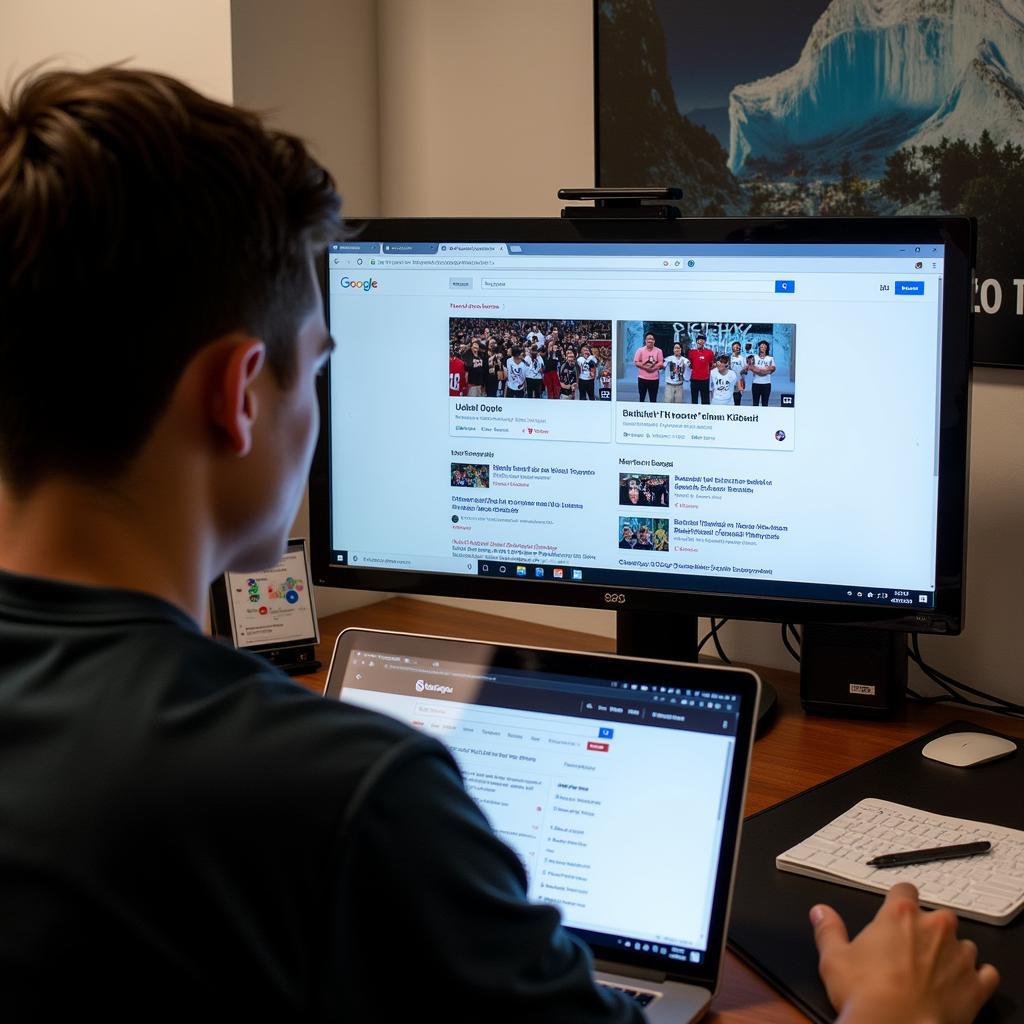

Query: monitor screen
[310,217,973,634]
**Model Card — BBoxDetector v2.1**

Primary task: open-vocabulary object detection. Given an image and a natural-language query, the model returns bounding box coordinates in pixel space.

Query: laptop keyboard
[598,981,658,1006]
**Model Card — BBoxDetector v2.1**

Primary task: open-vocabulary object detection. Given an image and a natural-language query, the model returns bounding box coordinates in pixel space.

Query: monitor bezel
[310,216,974,635]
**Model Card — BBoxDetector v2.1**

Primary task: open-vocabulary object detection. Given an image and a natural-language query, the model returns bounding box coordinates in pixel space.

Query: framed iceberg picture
[595,0,1024,368]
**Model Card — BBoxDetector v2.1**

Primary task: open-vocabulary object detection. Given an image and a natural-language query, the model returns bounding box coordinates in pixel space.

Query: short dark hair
[0,66,342,492]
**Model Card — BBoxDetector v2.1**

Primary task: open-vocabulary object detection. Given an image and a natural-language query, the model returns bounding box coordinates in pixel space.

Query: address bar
[480,276,772,293]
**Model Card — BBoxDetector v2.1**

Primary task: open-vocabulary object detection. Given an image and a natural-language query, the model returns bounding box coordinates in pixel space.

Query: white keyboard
[777,798,1024,925]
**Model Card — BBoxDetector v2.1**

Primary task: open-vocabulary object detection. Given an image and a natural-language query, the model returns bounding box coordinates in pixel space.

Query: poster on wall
[595,0,1024,369]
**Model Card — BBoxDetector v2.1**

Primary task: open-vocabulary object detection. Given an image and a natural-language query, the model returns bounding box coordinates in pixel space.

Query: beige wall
[231,0,381,218]
[0,0,233,101]
[377,0,594,216]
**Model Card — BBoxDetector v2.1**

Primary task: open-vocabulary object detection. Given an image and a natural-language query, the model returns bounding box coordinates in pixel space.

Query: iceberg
[729,0,1024,175]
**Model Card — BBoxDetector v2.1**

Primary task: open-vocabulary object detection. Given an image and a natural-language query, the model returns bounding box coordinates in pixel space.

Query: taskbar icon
[478,560,584,582]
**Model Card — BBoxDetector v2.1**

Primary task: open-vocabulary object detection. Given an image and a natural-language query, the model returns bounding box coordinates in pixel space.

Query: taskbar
[325,548,934,609]
[475,559,934,609]
[570,925,705,969]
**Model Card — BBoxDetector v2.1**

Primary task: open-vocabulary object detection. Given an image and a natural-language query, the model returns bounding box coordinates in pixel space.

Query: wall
[231,0,381,217]
[0,0,233,101]
[377,0,594,217]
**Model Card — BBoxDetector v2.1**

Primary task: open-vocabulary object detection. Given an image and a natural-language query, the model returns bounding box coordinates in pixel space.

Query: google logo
[340,276,379,292]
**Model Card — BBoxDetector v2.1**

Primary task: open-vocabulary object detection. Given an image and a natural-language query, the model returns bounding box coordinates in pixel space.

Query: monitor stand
[616,610,777,735]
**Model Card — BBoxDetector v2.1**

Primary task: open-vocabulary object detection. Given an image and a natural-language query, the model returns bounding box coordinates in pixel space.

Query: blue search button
[774,280,795,293]
[895,280,925,295]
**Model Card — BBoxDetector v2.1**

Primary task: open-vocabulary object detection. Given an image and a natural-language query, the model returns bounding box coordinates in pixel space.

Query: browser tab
[330,241,379,253]
[382,242,439,254]
[438,243,508,254]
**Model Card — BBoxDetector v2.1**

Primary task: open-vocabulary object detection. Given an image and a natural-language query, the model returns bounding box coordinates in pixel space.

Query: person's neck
[0,472,212,624]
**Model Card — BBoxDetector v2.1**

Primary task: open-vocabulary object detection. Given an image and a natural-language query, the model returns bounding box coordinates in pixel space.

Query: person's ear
[211,337,266,457]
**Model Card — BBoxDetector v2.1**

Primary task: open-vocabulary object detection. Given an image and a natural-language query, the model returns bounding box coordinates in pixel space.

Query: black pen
[867,841,992,868]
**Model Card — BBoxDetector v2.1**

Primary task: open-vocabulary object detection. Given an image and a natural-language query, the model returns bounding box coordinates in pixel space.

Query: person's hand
[811,883,999,1024]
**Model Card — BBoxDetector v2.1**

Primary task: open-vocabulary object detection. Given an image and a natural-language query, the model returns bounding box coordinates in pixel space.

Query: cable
[905,687,957,705]
[911,635,1024,710]
[710,618,731,664]
[909,635,1024,719]
[697,623,713,654]
[781,623,800,664]
[698,618,731,664]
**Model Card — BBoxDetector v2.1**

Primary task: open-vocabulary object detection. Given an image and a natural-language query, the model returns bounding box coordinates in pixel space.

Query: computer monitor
[309,216,973,699]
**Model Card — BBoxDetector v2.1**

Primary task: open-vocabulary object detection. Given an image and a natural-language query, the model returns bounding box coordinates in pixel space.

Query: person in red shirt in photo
[542,335,561,399]
[449,346,468,396]
[687,333,715,404]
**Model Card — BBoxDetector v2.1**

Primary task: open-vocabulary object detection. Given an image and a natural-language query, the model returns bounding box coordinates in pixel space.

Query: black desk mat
[728,720,1023,1022]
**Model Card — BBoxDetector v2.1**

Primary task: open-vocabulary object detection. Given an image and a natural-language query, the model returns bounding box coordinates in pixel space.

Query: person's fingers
[925,906,958,936]
[883,881,919,903]
[880,881,920,915]
[977,962,1000,1001]
[810,903,849,958]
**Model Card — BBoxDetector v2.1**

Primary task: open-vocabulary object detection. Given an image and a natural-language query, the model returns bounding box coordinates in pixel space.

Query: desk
[299,596,1024,1024]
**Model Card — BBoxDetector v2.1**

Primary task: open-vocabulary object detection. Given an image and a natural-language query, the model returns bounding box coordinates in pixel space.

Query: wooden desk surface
[299,597,1024,1024]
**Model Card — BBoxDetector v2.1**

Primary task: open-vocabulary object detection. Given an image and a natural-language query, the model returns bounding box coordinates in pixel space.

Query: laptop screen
[326,629,759,979]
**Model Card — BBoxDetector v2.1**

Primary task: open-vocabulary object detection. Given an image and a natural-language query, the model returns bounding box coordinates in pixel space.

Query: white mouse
[921,732,1018,768]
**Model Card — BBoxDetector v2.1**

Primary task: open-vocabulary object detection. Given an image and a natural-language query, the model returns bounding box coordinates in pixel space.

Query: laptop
[324,628,760,1022]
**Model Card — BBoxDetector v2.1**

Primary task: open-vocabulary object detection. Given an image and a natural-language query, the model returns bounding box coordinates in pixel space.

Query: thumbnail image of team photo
[616,321,796,408]
[618,473,670,508]
[451,463,489,488]
[448,317,613,400]
[618,517,670,552]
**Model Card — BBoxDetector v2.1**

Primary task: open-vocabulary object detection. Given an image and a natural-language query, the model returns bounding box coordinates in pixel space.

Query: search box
[418,703,598,740]
[480,277,772,293]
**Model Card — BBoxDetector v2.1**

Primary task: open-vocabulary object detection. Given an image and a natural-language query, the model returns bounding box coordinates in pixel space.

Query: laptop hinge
[593,959,666,983]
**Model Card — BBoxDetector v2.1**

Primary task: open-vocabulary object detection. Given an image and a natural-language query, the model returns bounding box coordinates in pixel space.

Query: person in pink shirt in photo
[633,332,664,402]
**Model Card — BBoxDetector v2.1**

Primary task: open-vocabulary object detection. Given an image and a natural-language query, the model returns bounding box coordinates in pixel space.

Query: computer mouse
[921,732,1018,768]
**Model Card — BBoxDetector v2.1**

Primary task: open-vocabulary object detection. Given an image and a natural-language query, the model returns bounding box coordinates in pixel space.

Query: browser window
[326,240,944,607]
[340,645,742,959]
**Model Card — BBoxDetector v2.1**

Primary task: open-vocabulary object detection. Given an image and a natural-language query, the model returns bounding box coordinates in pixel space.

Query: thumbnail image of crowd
[618,517,669,551]
[448,317,613,400]
[451,463,489,488]
[618,473,669,508]
[616,321,797,408]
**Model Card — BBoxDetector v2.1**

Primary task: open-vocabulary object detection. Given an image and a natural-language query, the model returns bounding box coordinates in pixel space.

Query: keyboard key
[598,983,658,1007]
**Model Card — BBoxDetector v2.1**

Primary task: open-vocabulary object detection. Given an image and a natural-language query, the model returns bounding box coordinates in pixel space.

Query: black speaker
[800,623,907,716]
